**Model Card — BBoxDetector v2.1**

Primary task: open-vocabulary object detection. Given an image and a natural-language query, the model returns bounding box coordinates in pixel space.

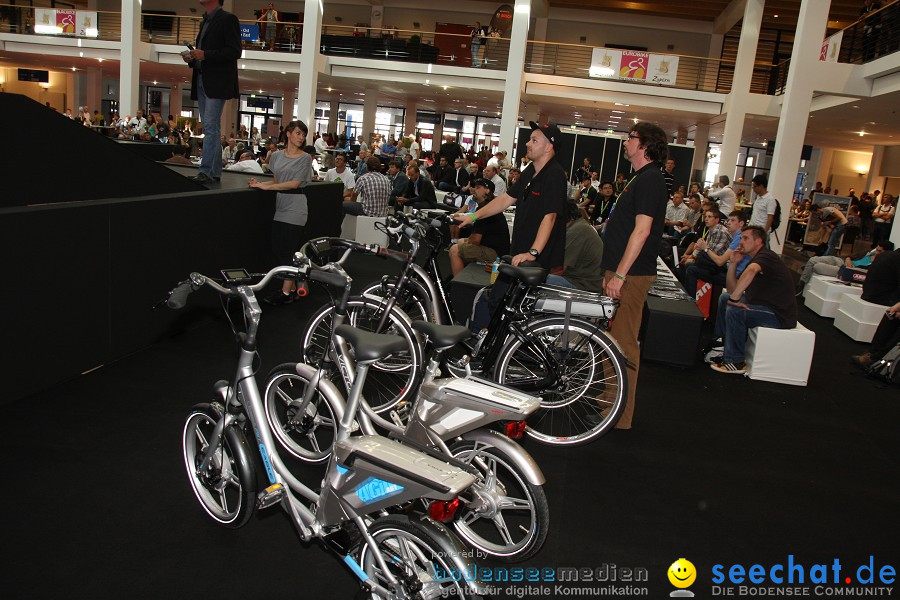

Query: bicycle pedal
[256,483,286,510]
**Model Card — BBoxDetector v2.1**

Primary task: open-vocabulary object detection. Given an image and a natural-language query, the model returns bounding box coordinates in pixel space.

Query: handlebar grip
[167,280,199,309]
[309,269,349,288]
[377,247,411,262]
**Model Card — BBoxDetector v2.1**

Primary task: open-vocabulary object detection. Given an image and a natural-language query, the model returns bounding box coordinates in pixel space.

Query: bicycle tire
[182,403,256,528]
[263,363,340,464]
[449,439,549,562]
[493,316,627,446]
[357,514,486,600]
[359,277,431,325]
[301,297,422,413]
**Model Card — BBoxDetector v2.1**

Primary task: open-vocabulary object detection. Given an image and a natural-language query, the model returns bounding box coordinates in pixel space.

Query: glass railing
[773,0,899,95]
[524,40,737,94]
[320,24,509,70]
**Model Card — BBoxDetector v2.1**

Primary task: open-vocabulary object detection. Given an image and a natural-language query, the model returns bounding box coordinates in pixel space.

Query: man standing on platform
[183,0,241,184]
[599,122,669,430]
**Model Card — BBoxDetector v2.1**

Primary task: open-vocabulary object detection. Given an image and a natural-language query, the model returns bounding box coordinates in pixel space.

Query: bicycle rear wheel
[301,297,422,413]
[359,277,431,325]
[493,317,627,446]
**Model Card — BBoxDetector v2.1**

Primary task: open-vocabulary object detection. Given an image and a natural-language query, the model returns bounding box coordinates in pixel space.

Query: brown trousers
[603,271,656,429]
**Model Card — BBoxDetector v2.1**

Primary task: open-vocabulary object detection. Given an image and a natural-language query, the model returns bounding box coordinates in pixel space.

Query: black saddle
[334,325,410,363]
[498,263,547,286]
[411,321,472,349]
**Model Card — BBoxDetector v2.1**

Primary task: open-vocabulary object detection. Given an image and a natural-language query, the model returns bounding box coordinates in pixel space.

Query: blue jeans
[545,274,576,289]
[722,302,782,363]
[712,291,729,339]
[471,42,481,67]
[197,76,225,178]
[824,223,846,256]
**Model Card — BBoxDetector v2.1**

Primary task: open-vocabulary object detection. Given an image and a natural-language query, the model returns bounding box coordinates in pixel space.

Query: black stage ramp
[2,250,898,598]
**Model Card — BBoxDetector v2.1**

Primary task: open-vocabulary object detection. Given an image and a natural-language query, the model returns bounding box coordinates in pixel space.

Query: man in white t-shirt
[408,136,420,161]
[707,174,736,215]
[324,154,355,199]
[483,164,506,197]
[749,174,776,233]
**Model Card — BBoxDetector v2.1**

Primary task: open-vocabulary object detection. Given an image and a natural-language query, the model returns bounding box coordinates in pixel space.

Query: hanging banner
[589,48,621,78]
[591,48,678,86]
[819,31,843,62]
[648,54,679,86]
[619,51,649,81]
[33,9,98,37]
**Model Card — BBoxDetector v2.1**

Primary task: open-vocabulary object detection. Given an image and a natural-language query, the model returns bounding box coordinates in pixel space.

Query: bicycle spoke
[498,495,532,511]
[491,513,515,546]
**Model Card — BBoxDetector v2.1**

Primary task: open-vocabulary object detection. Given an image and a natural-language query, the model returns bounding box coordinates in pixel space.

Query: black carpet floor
[3,256,898,599]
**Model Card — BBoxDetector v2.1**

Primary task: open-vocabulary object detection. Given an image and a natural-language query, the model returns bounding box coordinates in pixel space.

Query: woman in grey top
[249,119,312,305]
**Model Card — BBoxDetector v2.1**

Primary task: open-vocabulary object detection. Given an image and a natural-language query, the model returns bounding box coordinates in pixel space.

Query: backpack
[771,199,782,232]
[866,342,900,385]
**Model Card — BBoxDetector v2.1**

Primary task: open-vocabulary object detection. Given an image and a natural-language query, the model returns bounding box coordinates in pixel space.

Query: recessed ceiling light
[327,87,332,92]
[615,103,630,107]
[612,110,625,114]
[280,71,286,75]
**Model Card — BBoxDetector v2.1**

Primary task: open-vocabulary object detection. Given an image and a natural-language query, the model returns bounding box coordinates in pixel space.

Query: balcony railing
[524,40,738,94]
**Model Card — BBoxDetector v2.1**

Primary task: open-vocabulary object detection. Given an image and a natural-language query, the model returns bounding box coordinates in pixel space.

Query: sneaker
[704,348,725,364]
[850,353,873,370]
[265,290,296,305]
[711,361,747,374]
[700,337,723,354]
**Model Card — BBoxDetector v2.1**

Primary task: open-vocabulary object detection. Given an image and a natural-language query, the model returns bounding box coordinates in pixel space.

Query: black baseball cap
[529,121,561,150]
[470,178,495,193]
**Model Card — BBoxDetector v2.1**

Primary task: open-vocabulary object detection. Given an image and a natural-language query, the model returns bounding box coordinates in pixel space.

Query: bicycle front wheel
[182,403,256,527]
[359,277,431,325]
[263,363,339,464]
[301,297,422,413]
[493,317,627,446]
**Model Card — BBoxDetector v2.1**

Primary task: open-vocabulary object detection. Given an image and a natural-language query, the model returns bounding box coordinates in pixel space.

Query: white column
[498,0,530,153]
[66,72,76,112]
[767,0,831,255]
[119,0,141,118]
[86,67,102,115]
[404,97,417,138]
[816,147,834,187]
[362,90,377,141]
[296,0,323,127]
[692,122,710,182]
[221,99,238,137]
[282,88,296,125]
[718,0,764,182]
[866,145,885,194]
[327,100,339,134]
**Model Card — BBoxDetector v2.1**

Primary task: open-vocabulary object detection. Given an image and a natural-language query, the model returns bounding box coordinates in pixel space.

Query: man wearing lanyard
[453,121,567,271]
[599,123,669,430]
[183,0,241,184]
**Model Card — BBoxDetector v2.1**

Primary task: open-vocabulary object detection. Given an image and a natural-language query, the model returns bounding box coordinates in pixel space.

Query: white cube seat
[340,214,357,240]
[804,277,863,318]
[354,215,389,246]
[833,294,885,343]
[744,323,815,386]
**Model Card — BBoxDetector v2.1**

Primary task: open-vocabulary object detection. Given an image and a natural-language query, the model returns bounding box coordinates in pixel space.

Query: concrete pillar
[362,90,377,141]
[866,145,885,194]
[767,0,830,255]
[404,97,417,138]
[692,122,710,182]
[283,88,296,124]
[169,83,182,118]
[718,0,764,183]
[66,73,76,112]
[296,0,323,126]
[119,0,141,119]
[816,147,835,187]
[676,127,688,145]
[86,67,102,115]
[327,100,339,134]
[221,99,238,138]
[498,0,530,153]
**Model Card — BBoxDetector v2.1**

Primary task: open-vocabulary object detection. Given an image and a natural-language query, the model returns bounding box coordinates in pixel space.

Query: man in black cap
[449,178,511,276]
[454,121,567,272]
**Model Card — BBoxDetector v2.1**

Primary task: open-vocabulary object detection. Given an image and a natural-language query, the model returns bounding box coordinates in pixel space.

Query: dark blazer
[405,176,437,208]
[389,173,409,202]
[191,8,241,100]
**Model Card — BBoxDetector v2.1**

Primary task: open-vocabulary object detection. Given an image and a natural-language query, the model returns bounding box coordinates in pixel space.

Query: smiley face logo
[668,558,696,588]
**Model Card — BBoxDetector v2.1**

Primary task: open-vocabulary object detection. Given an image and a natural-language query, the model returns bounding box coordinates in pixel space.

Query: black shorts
[271,220,306,266]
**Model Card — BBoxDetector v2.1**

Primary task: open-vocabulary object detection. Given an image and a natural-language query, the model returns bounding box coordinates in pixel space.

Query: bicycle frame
[184,269,482,598]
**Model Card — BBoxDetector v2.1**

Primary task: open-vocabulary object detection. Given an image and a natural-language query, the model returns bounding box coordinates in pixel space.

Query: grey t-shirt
[269,150,312,226]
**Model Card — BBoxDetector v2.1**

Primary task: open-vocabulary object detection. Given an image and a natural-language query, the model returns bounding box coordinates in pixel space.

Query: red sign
[57,9,76,34]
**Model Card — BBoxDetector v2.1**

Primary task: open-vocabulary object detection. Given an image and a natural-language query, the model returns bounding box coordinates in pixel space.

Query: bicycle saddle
[334,325,410,363]
[498,263,547,286]
[411,321,472,349]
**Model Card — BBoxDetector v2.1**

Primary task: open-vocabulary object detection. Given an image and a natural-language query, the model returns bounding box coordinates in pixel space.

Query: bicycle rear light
[428,497,460,522]
[504,421,528,439]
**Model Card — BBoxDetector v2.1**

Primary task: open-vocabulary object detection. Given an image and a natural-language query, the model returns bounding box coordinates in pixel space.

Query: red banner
[695,280,712,318]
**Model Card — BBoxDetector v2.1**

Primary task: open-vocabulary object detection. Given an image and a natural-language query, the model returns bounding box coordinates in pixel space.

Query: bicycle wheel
[301,297,422,413]
[493,317,627,446]
[263,363,339,464]
[182,403,256,528]
[359,277,431,325]
[358,514,485,600]
[449,439,549,562]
